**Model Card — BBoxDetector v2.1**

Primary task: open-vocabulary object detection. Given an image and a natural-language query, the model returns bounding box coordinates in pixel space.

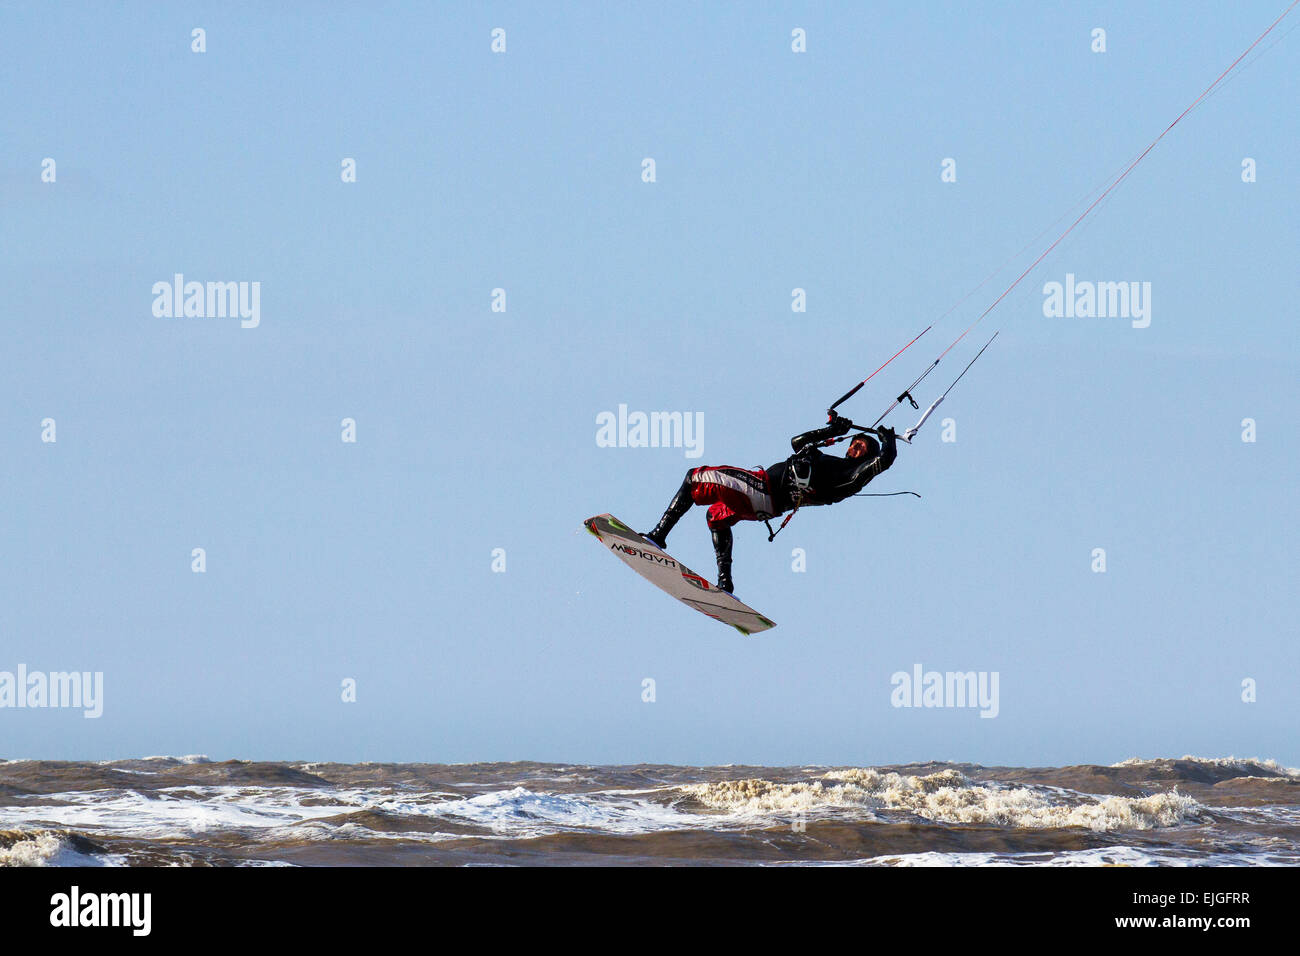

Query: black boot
[643,474,694,549]
[712,525,734,593]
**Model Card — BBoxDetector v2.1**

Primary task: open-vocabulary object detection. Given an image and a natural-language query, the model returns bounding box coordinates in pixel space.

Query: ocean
[1,755,1296,866]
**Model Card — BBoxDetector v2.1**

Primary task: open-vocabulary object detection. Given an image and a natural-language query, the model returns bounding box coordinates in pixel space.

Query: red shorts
[687,466,775,529]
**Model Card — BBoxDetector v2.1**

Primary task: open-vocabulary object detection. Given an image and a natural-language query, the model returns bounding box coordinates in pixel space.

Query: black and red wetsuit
[682,425,897,530]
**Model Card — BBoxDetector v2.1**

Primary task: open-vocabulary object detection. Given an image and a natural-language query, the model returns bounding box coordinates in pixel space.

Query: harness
[764,446,816,542]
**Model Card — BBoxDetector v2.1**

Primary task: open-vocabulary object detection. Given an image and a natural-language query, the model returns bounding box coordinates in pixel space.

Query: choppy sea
[1,755,1296,866]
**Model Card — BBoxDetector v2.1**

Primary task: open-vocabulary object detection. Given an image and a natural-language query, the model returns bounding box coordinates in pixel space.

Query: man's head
[846,432,879,460]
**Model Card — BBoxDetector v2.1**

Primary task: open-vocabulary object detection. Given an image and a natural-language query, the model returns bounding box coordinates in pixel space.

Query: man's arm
[791,415,851,451]
[823,427,898,500]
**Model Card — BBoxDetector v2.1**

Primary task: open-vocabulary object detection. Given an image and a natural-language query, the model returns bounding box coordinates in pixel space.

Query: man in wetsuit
[642,414,898,593]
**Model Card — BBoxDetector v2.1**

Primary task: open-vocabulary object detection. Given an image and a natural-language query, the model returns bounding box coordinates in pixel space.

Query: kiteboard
[584,514,776,635]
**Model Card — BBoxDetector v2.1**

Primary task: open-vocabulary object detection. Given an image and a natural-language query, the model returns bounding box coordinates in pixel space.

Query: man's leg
[643,470,697,549]
[696,468,772,594]
[710,521,734,594]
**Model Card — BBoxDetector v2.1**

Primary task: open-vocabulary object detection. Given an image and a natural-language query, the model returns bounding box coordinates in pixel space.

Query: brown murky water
[1,755,1295,866]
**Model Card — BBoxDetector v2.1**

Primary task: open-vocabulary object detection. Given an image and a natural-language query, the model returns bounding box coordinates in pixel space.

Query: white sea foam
[237,858,298,867]
[0,786,358,838]
[258,819,454,845]
[843,846,1164,867]
[832,845,1300,867]
[837,847,1178,867]
[432,786,705,835]
[0,782,706,844]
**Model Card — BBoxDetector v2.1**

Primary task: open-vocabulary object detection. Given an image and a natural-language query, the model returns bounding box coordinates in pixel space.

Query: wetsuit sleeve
[822,429,897,502]
[791,422,848,452]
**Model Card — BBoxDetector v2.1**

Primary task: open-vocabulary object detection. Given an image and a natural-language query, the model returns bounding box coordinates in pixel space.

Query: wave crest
[0,829,113,867]
[681,768,1202,831]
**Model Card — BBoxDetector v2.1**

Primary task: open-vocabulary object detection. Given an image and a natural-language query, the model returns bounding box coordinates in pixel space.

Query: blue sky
[2,1,1296,766]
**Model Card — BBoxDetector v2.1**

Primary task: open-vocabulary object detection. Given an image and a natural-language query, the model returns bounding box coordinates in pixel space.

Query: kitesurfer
[642,415,898,593]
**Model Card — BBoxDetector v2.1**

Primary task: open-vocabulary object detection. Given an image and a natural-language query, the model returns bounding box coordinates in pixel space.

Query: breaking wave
[681,767,1203,831]
[0,829,116,867]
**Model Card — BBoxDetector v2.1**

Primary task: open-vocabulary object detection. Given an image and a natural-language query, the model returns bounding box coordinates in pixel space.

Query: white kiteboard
[584,513,776,635]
